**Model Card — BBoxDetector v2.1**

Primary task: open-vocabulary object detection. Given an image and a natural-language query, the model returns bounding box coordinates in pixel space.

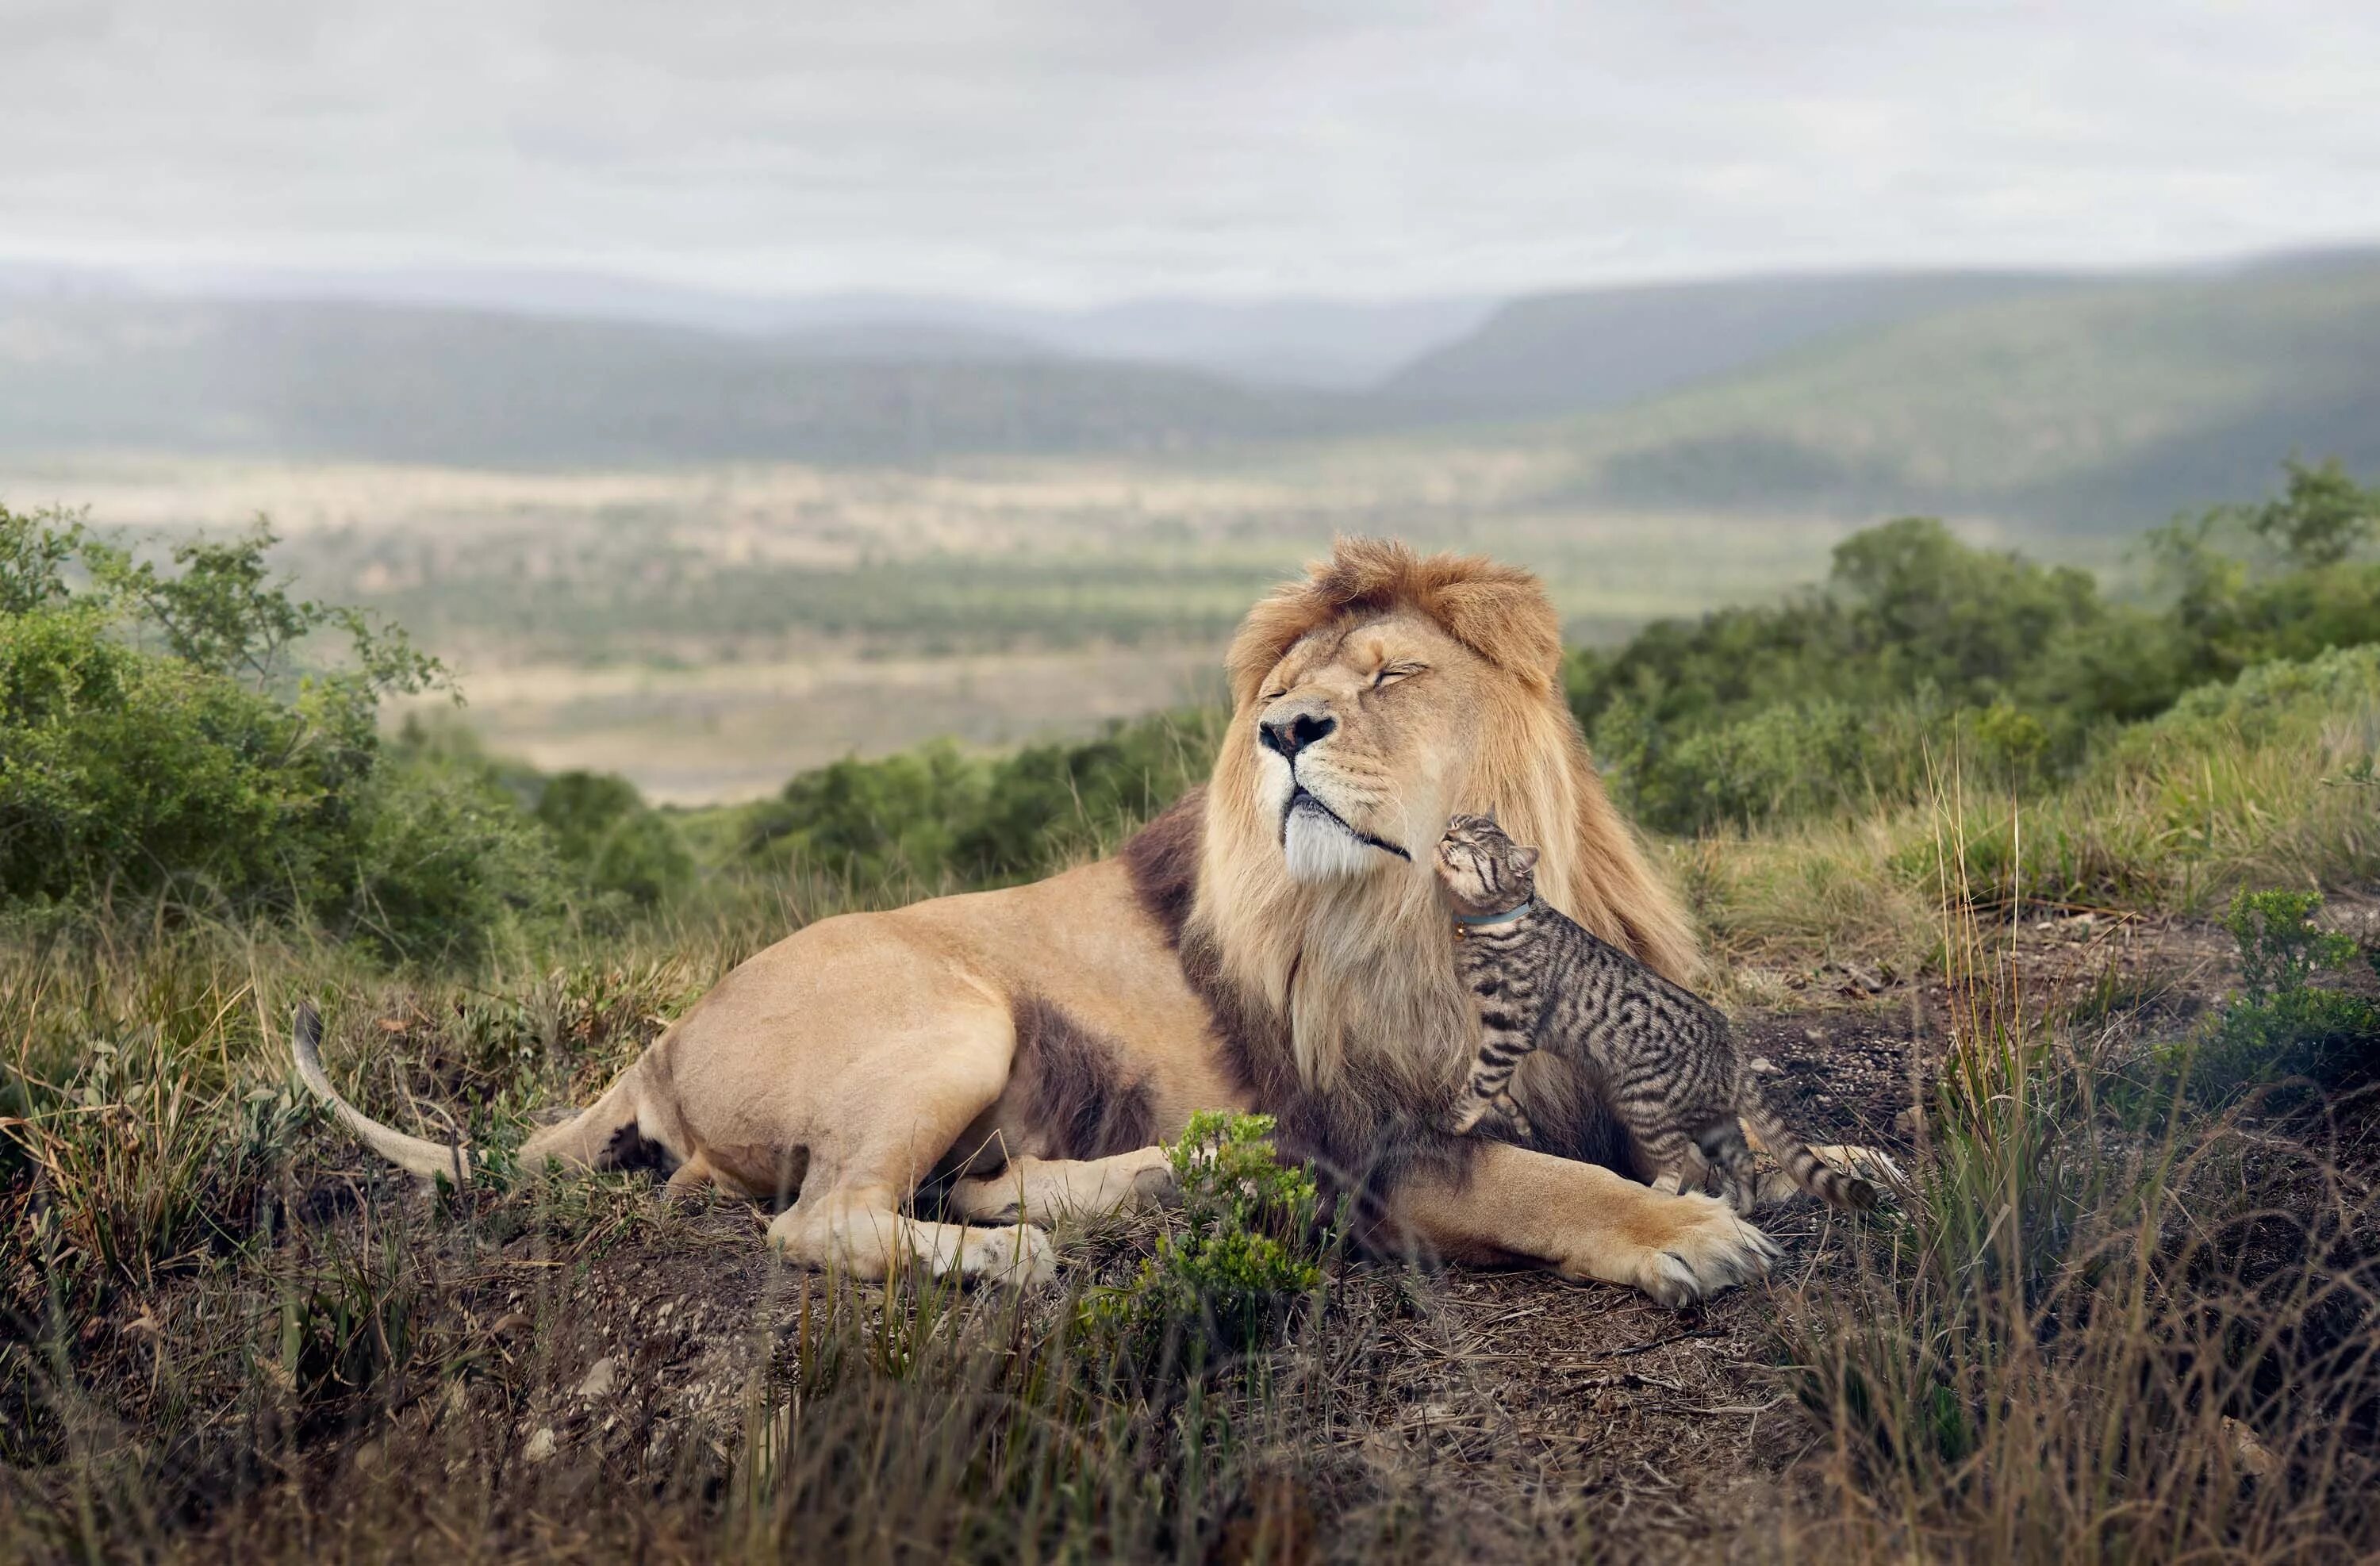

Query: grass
[1777,799,2379,1560]
[5,685,2379,1560]
[1681,649,2380,991]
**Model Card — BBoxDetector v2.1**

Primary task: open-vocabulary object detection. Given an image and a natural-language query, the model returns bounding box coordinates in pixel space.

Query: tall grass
[1685,647,2380,980]
[1780,784,2380,1561]
[5,662,2378,1559]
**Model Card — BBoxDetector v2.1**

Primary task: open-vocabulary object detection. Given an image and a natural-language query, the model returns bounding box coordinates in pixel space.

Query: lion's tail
[290,1000,476,1184]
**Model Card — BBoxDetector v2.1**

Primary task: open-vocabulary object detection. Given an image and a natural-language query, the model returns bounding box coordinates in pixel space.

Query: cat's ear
[1513,846,1540,874]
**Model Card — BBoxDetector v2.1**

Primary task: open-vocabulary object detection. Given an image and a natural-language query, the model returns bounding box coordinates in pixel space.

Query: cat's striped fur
[1435,815,1876,1215]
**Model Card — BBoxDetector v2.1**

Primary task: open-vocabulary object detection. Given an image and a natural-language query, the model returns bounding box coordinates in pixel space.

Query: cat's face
[1434,813,1539,915]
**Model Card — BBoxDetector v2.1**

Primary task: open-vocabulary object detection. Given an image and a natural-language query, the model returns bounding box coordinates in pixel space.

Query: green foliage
[0,505,558,959]
[1574,464,2380,835]
[2235,454,2379,570]
[531,770,693,907]
[1081,1112,1324,1366]
[2224,888,2359,1002]
[0,504,81,614]
[2169,889,2380,1099]
[741,709,1222,889]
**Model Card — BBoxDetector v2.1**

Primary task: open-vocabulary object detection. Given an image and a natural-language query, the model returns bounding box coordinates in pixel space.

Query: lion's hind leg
[519,1062,661,1175]
[766,1004,1057,1286]
[767,1182,1055,1286]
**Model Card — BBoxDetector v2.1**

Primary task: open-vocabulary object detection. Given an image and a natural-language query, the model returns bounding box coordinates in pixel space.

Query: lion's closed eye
[1372,662,1426,689]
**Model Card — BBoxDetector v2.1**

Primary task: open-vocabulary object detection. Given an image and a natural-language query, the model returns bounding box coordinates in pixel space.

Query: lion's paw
[1130,1160,1180,1211]
[1574,1189,1779,1307]
[964,1223,1058,1288]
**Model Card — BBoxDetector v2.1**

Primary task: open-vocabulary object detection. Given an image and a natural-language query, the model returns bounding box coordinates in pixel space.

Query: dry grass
[4,715,2378,1560]
[1776,793,2379,1562]
[1680,680,2380,1004]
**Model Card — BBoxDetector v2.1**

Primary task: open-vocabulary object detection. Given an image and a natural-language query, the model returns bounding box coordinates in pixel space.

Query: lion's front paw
[1568,1188,1779,1307]
[1130,1160,1180,1210]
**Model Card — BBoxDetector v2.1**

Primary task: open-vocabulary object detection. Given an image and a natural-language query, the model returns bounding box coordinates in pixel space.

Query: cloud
[5,0,2377,301]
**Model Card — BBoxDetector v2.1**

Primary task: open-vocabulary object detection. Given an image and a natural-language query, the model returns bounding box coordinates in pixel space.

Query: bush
[0,506,561,958]
[1572,463,2380,835]
[530,770,693,907]
[2168,889,2380,1099]
[742,709,1222,889]
[1081,1112,1324,1369]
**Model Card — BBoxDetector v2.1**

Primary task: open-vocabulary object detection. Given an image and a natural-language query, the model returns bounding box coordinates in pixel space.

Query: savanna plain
[2,440,2377,1563]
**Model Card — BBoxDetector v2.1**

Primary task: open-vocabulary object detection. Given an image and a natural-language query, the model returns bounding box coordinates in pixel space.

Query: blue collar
[1453,900,1534,930]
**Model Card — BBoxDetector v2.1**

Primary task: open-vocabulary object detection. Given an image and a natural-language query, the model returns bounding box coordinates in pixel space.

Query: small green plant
[2167,889,2379,1099]
[1081,1112,1324,1368]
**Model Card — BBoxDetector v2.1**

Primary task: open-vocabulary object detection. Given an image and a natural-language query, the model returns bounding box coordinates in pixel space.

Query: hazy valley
[3,246,2370,797]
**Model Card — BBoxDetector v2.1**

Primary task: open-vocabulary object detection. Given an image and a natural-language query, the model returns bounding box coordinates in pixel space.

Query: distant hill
[1374,269,2089,421]
[1031,295,1497,388]
[0,297,1353,465]
[1531,259,2380,529]
[4,251,2378,524]
[83,263,1492,390]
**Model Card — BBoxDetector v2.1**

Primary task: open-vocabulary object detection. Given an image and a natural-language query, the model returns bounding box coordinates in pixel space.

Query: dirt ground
[142,908,2375,1563]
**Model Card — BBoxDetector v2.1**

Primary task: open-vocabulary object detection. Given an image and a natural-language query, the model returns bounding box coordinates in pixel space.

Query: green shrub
[2167,889,2379,1099]
[0,506,562,958]
[742,709,1221,889]
[1573,463,2380,835]
[1081,1112,1324,1368]
[338,752,569,961]
[531,770,693,906]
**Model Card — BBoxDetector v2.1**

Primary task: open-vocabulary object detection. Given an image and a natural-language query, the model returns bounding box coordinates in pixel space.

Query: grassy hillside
[10,255,2380,531]
[0,297,1354,466]
[6,494,2378,1560]
[1376,268,2084,420]
[1536,260,2380,529]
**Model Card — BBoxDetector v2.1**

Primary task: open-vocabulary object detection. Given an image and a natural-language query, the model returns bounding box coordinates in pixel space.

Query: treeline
[6,458,2377,963]
[1572,457,2380,833]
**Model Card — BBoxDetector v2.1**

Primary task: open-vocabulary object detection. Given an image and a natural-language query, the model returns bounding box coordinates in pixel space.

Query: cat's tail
[1741,1097,1879,1211]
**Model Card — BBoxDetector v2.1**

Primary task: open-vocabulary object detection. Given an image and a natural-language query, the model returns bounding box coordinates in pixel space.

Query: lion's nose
[1260,712,1336,759]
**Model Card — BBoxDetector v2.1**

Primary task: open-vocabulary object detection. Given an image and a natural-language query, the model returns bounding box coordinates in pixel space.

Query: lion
[295,539,1780,1304]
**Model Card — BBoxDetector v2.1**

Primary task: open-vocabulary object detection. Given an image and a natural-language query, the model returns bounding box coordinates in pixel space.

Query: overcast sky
[6,0,2378,305]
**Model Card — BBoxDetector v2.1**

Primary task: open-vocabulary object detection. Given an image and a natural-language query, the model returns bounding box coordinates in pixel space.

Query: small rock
[1748,1056,1783,1076]
[524,1427,559,1464]
[575,1357,618,1399]
[1802,1028,1825,1046]
[1894,1105,1927,1136]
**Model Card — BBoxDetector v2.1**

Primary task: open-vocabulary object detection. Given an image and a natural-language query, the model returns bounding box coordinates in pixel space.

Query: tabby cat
[1434,814,1876,1214]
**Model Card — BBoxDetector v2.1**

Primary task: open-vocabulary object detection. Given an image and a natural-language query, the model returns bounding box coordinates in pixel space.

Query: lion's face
[1246,609,1493,884]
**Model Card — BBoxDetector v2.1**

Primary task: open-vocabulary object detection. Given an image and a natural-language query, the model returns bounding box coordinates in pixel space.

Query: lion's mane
[1123,538,1702,1236]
